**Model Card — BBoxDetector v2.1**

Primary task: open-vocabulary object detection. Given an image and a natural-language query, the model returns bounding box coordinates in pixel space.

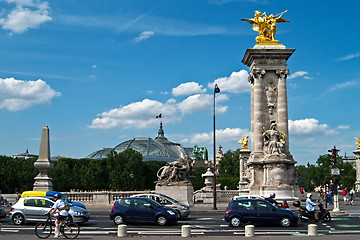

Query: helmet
[270,193,276,198]
[307,193,312,198]
[54,193,60,199]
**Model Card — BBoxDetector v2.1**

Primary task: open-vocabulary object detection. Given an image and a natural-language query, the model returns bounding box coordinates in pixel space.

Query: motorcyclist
[306,193,319,220]
[266,193,278,205]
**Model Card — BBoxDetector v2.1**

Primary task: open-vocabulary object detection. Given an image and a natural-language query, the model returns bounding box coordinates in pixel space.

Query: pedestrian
[328,189,333,205]
[300,187,305,196]
[350,187,356,205]
[343,187,349,205]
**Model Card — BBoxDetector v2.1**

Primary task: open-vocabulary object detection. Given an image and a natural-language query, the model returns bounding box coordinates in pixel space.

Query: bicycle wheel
[35,221,52,239]
[61,222,80,239]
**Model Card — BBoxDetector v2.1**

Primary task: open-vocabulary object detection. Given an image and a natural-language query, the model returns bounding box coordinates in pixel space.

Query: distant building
[343,154,356,168]
[13,149,38,159]
[86,122,206,162]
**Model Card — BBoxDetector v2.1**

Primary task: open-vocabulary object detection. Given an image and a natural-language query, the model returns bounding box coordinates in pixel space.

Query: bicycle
[35,213,80,239]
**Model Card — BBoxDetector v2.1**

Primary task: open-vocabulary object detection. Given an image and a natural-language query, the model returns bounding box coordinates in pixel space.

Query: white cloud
[337,125,350,130]
[329,81,357,91]
[0,0,51,34]
[208,70,250,93]
[134,31,154,42]
[336,52,360,62]
[89,99,178,129]
[172,82,206,96]
[288,118,336,135]
[0,77,61,111]
[287,71,309,79]
[181,127,250,144]
[177,93,228,114]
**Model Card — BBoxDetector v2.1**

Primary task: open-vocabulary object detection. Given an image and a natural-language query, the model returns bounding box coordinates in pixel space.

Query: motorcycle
[293,200,331,222]
[276,200,289,209]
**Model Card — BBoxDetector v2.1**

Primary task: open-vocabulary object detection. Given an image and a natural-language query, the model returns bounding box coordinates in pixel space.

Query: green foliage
[217,149,240,190]
[0,156,37,193]
[142,161,167,190]
[189,167,207,190]
[296,154,356,191]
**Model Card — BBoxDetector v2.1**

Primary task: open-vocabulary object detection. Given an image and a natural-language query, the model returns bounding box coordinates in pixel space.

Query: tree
[217,149,240,190]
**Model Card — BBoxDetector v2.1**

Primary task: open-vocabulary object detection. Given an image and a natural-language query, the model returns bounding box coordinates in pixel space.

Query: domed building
[86,122,188,161]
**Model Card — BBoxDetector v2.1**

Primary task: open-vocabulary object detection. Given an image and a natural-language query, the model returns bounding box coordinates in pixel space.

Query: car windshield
[146,198,163,207]
[60,195,72,203]
[159,193,177,202]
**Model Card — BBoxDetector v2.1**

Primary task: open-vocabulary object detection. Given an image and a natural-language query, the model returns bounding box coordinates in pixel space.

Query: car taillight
[10,207,14,212]
[225,209,229,216]
[111,205,115,212]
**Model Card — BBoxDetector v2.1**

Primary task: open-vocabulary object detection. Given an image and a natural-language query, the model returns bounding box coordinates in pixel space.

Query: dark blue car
[110,197,179,226]
[225,199,298,227]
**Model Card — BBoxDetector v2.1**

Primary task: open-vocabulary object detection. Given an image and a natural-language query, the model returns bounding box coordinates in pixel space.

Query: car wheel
[280,216,291,227]
[114,214,125,225]
[230,216,241,227]
[12,213,25,225]
[156,215,167,226]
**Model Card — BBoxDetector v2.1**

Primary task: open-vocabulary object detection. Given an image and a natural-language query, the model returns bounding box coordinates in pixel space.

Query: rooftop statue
[355,137,360,150]
[242,10,289,44]
[238,136,249,150]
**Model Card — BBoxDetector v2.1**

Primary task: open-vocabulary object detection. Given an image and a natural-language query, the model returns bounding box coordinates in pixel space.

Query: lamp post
[213,84,220,210]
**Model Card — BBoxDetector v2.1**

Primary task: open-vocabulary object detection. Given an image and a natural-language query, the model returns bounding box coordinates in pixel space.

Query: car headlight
[167,210,176,215]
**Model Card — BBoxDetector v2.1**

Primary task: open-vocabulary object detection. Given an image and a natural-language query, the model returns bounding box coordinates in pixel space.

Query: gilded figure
[355,137,360,149]
[242,10,289,44]
[238,136,249,150]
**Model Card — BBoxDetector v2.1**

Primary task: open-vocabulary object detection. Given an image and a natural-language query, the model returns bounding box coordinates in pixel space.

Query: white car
[232,195,265,200]
[9,196,90,225]
[130,193,190,219]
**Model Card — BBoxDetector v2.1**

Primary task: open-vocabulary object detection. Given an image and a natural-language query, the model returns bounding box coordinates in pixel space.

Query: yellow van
[20,191,86,209]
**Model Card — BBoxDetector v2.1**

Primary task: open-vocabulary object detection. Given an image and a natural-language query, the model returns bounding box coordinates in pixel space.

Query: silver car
[9,196,90,225]
[130,193,190,219]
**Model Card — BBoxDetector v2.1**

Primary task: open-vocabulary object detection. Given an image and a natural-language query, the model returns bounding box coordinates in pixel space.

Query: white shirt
[52,199,69,216]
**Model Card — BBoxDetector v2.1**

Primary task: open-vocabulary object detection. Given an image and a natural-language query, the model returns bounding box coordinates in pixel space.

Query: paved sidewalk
[2,233,360,240]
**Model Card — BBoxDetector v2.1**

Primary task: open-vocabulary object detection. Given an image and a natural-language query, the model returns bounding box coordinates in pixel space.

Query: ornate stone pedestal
[33,126,54,191]
[242,45,298,200]
[239,149,251,192]
[155,183,194,206]
[354,150,360,191]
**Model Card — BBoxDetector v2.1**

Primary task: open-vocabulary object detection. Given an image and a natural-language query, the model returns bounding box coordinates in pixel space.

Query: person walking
[350,187,356,205]
[343,187,349,205]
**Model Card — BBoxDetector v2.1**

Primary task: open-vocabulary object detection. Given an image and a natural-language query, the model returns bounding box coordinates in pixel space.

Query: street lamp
[213,84,220,210]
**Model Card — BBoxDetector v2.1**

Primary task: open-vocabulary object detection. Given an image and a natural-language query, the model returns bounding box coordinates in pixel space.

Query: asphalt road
[1,202,360,238]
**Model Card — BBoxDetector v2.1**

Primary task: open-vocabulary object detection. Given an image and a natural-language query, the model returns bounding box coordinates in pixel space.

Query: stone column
[354,150,360,191]
[250,69,266,154]
[33,126,54,191]
[276,69,290,154]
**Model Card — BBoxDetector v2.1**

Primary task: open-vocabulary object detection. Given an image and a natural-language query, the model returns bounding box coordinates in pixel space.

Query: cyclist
[45,193,69,238]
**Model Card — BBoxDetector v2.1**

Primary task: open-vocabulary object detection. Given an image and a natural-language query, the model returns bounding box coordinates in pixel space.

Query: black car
[110,197,179,226]
[224,199,298,227]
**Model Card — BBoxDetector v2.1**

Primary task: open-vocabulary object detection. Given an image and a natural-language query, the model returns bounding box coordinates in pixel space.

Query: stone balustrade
[3,189,241,206]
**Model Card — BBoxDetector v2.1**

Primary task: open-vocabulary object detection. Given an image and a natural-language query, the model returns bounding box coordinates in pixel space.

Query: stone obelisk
[33,126,54,191]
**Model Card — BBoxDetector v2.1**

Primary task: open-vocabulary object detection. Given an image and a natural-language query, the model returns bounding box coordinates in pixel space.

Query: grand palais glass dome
[86,122,188,161]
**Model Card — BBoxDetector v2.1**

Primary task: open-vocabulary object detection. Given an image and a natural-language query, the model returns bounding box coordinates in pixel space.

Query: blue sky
[0,0,359,166]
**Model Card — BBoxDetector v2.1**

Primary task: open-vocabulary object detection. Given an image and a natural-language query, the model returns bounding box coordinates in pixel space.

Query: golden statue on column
[242,10,289,44]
